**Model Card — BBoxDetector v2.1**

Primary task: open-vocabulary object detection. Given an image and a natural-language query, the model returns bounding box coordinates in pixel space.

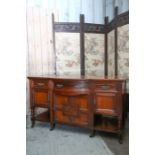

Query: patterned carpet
[26,121,114,155]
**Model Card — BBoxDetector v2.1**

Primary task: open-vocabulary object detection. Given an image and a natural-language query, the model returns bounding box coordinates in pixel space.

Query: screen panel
[85,33,105,76]
[108,30,115,76]
[117,24,129,92]
[55,32,80,75]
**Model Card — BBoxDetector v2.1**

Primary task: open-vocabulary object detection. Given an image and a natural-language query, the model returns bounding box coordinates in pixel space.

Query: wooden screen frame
[52,7,129,76]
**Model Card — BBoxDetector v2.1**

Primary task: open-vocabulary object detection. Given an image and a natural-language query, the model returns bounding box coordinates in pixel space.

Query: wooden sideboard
[28,75,126,143]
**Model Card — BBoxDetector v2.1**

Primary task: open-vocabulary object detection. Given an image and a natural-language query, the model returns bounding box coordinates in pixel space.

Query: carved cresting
[54,23,106,33]
[54,23,80,32]
[62,97,79,122]
[84,23,106,33]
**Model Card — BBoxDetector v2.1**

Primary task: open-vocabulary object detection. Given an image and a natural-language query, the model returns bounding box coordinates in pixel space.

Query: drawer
[33,80,49,88]
[94,83,118,92]
[54,80,90,92]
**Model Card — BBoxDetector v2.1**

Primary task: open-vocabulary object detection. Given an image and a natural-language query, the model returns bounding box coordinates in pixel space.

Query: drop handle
[37,83,45,86]
[101,85,110,90]
[56,84,64,88]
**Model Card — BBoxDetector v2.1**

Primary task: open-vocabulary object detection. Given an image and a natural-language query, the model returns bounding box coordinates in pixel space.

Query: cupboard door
[32,89,49,108]
[54,94,89,126]
[94,92,121,116]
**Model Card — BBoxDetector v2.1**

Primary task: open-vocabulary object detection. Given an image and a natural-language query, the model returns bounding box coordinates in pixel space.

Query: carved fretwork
[62,97,79,118]
[54,22,80,32]
[116,11,129,27]
[54,11,129,33]
[84,23,106,33]
[108,11,129,32]
[108,19,116,32]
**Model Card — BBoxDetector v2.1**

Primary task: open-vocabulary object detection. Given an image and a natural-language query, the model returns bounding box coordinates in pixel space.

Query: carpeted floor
[26,116,128,155]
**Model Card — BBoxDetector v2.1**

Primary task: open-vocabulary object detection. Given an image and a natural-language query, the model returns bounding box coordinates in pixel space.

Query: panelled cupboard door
[32,88,49,108]
[94,92,122,117]
[54,94,90,126]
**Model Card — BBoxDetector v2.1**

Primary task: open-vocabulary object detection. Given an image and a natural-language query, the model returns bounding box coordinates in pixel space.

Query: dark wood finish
[54,22,80,33]
[84,23,106,33]
[29,78,54,128]
[80,14,85,76]
[53,11,128,33]
[104,16,109,76]
[116,11,129,27]
[28,75,126,143]
[107,11,129,32]
[114,7,118,76]
[54,22,106,33]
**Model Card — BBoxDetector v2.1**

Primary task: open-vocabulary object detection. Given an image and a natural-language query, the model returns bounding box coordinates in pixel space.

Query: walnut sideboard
[27,75,126,143]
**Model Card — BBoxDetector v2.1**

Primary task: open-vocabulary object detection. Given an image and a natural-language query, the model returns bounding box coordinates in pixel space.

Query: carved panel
[62,97,79,117]
[107,11,129,32]
[84,23,106,33]
[54,22,80,32]
[116,12,129,27]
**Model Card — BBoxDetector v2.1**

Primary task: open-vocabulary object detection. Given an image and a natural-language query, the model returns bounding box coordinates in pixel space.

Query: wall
[27,0,129,24]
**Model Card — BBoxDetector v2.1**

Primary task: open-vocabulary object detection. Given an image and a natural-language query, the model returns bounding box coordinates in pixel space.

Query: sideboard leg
[118,118,123,144]
[118,131,123,144]
[89,130,96,137]
[31,107,35,128]
[50,123,55,131]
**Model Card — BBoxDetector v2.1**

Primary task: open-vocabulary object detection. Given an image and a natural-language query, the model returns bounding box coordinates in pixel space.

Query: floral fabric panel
[85,33,105,76]
[55,33,80,75]
[118,24,129,92]
[108,30,115,76]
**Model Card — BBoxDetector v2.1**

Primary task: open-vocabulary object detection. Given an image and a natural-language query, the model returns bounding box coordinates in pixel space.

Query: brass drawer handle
[74,85,83,89]
[101,85,110,90]
[37,83,45,86]
[56,84,64,88]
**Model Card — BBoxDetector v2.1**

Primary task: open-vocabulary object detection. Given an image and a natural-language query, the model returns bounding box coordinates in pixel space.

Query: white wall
[27,0,129,23]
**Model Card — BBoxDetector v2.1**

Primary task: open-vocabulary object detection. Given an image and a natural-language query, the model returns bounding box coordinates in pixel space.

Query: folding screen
[52,8,129,87]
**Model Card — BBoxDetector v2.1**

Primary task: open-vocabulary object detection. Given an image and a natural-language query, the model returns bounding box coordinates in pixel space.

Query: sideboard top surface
[27,74,127,81]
